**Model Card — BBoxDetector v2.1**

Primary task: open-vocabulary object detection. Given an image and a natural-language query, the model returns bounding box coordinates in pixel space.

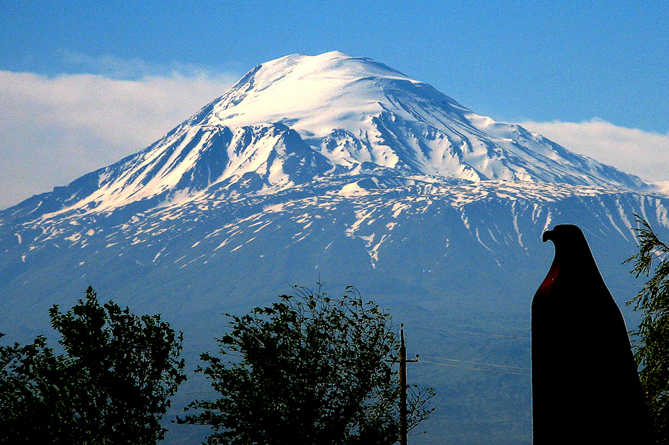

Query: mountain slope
[2,51,649,223]
[198,51,646,188]
[2,175,669,445]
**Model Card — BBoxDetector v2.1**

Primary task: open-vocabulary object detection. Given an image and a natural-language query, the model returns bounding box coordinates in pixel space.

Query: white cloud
[520,119,669,183]
[0,69,236,209]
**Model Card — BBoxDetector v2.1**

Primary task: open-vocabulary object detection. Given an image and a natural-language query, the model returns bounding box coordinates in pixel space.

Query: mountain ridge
[2,51,652,222]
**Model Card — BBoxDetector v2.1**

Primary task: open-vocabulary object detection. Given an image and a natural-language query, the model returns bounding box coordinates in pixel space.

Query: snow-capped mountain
[8,51,648,222]
[1,52,667,445]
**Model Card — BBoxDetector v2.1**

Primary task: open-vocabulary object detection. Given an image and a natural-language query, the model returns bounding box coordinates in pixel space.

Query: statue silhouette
[532,224,653,444]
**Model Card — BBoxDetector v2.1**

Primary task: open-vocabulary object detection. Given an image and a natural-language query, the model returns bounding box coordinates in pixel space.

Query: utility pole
[399,324,418,445]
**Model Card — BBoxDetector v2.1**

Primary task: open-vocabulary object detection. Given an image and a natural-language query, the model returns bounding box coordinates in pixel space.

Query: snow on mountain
[6,51,649,222]
[196,51,647,189]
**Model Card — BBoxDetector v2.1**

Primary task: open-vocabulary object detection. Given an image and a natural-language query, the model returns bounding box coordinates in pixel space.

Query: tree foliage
[0,286,186,444]
[627,216,669,443]
[0,333,73,440]
[179,286,435,445]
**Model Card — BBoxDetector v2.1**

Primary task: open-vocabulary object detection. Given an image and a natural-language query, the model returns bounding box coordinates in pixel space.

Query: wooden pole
[400,325,408,445]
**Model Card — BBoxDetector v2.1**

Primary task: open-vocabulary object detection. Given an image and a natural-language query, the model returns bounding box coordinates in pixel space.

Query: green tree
[627,216,669,443]
[0,286,187,444]
[0,333,75,441]
[179,286,435,445]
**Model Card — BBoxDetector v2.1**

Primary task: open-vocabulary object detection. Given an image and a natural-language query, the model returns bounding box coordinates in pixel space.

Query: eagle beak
[542,229,554,243]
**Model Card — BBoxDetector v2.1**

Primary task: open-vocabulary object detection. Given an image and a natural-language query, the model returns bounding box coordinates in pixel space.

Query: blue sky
[1,0,668,208]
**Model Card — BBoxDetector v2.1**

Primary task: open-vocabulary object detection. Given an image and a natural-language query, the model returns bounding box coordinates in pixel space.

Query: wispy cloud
[520,119,669,183]
[55,49,224,80]
[0,67,236,209]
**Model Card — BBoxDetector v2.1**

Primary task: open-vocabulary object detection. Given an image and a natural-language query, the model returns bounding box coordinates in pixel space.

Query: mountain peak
[253,51,409,85]
[197,51,430,136]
